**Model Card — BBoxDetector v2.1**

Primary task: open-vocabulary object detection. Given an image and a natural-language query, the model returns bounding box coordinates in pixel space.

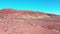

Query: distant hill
[0,9,60,34]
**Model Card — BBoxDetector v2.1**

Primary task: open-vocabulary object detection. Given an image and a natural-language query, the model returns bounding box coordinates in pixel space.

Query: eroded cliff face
[0,9,60,34]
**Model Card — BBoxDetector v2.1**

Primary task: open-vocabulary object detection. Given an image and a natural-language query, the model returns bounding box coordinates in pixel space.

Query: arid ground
[0,9,60,34]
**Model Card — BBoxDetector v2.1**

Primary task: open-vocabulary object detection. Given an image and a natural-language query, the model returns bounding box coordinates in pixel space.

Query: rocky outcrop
[0,9,60,34]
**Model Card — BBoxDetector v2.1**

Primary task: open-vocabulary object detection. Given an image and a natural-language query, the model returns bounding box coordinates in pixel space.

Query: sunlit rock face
[0,9,60,34]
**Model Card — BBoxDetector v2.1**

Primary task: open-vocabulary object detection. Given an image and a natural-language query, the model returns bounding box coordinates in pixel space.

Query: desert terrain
[0,9,60,34]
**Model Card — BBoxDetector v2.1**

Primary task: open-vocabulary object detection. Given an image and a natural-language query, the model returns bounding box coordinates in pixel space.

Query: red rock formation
[0,9,60,34]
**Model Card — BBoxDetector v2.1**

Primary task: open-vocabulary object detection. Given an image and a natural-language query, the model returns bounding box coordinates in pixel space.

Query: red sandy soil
[0,9,60,34]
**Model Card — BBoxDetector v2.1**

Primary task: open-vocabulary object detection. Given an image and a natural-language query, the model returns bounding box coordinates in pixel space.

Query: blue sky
[0,0,60,15]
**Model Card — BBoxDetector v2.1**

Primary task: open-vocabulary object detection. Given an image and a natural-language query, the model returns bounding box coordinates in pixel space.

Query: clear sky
[0,0,60,15]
